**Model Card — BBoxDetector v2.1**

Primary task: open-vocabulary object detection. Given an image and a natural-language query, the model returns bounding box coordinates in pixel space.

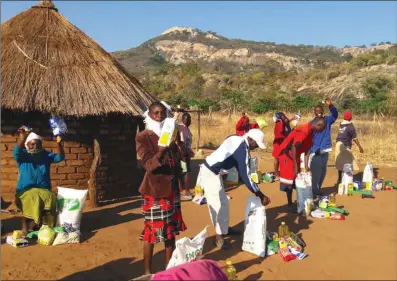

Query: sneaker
[181,194,193,201]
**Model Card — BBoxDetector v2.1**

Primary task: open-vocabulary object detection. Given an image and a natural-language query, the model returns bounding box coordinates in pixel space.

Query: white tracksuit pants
[200,165,229,235]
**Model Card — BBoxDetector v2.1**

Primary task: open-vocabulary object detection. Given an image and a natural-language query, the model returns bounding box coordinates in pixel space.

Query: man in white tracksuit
[199,129,271,250]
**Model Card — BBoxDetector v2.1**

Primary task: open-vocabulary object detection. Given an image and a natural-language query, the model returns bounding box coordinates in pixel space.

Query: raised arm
[325,98,338,124]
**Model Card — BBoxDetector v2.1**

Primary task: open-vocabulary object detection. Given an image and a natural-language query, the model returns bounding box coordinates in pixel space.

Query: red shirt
[276,123,313,158]
[250,122,259,129]
[236,116,250,136]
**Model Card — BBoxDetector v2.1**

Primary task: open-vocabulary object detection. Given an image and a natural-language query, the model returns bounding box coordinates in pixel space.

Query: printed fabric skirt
[140,185,187,244]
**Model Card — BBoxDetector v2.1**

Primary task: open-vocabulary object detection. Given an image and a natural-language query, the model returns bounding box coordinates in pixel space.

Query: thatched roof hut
[1,0,156,206]
[1,0,156,117]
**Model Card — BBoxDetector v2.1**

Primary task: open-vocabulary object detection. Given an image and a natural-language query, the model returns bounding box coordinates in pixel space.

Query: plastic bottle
[224,259,237,280]
[328,193,336,207]
[278,222,290,239]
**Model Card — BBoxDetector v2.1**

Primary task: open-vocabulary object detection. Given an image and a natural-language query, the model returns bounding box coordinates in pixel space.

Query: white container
[342,164,353,195]
[158,118,177,147]
[295,173,313,214]
[362,162,374,190]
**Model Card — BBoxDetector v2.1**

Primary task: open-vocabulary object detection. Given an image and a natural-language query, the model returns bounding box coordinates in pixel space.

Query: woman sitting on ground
[14,126,65,236]
[136,102,187,274]
[335,111,364,185]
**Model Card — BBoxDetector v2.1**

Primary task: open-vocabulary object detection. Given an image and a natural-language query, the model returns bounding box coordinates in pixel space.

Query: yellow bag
[255,117,268,130]
[38,225,56,246]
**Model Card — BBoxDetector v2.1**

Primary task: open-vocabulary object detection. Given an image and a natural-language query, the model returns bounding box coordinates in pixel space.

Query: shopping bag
[166,226,209,269]
[295,173,313,214]
[242,196,267,257]
[342,164,353,194]
[224,167,239,184]
[362,162,373,190]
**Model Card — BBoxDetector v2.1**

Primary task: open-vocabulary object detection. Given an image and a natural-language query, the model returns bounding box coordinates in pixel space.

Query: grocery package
[266,228,307,261]
[255,116,268,130]
[266,240,279,256]
[295,173,313,214]
[12,230,24,240]
[278,240,296,262]
[52,231,80,246]
[362,162,374,190]
[158,118,177,147]
[57,187,88,242]
[6,236,29,248]
[166,226,209,269]
[372,178,383,191]
[193,167,206,205]
[38,225,56,246]
[49,117,68,137]
[224,167,239,184]
[262,173,275,183]
[384,181,397,190]
[353,181,362,190]
[242,196,267,257]
[249,157,259,183]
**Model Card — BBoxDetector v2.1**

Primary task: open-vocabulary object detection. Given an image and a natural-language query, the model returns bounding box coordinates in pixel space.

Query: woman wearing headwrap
[272,112,293,181]
[335,111,364,184]
[136,101,187,274]
[13,126,65,236]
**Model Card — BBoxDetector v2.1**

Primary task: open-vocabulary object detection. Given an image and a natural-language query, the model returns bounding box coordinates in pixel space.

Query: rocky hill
[112,27,397,115]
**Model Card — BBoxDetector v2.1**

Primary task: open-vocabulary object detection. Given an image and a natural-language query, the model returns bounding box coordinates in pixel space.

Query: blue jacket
[204,135,259,194]
[13,146,65,193]
[311,105,338,153]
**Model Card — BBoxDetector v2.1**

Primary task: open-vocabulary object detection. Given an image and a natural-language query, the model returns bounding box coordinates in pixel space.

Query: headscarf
[24,132,43,154]
[344,111,352,121]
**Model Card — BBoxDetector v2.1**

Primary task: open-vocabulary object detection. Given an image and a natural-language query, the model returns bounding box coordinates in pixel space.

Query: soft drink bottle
[224,259,237,280]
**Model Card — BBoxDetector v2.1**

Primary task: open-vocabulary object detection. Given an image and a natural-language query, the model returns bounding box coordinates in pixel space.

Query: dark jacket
[136,130,183,198]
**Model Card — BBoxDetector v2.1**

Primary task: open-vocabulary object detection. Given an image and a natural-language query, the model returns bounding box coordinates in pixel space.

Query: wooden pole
[89,138,101,208]
[196,111,201,152]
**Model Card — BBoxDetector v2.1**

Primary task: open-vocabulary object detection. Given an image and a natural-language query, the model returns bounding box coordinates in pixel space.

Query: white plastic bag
[166,226,209,270]
[342,164,353,195]
[295,173,313,214]
[224,167,239,184]
[242,196,267,258]
[57,187,88,232]
[362,162,373,190]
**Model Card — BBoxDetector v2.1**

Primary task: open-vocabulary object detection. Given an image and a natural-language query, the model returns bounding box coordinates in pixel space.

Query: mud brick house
[1,0,156,206]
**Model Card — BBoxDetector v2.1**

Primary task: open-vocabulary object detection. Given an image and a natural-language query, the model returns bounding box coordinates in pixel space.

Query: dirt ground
[2,151,397,280]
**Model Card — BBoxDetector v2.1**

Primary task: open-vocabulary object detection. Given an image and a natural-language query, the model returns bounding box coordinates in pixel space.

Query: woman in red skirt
[136,101,187,274]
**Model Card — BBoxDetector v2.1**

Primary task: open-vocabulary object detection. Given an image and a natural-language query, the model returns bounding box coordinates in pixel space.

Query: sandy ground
[1,151,397,280]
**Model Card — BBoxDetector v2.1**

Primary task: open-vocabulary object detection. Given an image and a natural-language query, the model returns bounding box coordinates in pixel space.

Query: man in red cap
[275,118,326,212]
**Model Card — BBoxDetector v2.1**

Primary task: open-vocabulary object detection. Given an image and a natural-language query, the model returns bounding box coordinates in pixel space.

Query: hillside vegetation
[112,27,397,116]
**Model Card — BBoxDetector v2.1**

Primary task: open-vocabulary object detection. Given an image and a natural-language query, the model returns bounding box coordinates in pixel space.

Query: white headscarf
[144,113,165,137]
[24,132,42,150]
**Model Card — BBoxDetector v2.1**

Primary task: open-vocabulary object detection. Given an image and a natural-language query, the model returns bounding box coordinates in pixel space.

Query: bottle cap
[281,222,285,225]
[226,259,232,265]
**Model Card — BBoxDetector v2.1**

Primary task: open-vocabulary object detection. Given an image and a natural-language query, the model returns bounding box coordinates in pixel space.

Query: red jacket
[236,116,249,136]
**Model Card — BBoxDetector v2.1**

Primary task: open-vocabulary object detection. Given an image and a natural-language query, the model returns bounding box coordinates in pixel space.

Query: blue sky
[1,1,396,52]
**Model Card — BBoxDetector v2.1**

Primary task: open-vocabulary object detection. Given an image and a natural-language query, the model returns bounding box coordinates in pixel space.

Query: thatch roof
[1,0,157,117]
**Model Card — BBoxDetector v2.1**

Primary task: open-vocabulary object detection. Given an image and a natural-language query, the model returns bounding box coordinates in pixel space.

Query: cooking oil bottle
[224,259,237,280]
[328,193,336,207]
[278,222,290,239]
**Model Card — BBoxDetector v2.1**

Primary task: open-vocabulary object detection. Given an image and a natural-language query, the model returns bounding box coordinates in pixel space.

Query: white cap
[246,129,266,149]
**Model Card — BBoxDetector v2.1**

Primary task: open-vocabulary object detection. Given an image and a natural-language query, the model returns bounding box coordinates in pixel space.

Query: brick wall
[1,110,143,203]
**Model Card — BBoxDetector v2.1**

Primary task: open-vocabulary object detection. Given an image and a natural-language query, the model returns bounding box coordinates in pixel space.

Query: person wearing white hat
[13,126,65,236]
[199,128,270,250]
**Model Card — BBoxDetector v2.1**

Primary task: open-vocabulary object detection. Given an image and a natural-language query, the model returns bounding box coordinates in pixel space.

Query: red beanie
[344,111,352,121]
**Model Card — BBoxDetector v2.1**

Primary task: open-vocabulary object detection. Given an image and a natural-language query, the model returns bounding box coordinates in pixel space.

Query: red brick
[57,167,76,173]
[2,151,14,158]
[68,173,86,180]
[77,180,89,187]
[54,161,66,167]
[67,160,85,166]
[2,174,8,180]
[1,167,18,174]
[64,142,81,148]
[1,186,13,193]
[77,167,90,173]
[1,159,8,165]
[78,154,93,160]
[58,180,78,186]
[65,154,77,160]
[1,180,15,187]
[71,147,87,153]
[7,174,19,180]
[42,141,57,148]
[51,174,67,180]
[1,144,7,151]
[8,159,17,166]
[1,136,17,143]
